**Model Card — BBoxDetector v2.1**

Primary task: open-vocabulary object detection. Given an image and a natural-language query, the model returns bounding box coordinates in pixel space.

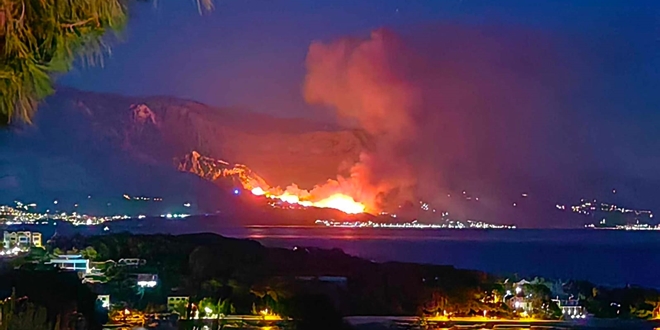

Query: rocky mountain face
[176,150,270,190]
[41,88,369,188]
[0,88,371,216]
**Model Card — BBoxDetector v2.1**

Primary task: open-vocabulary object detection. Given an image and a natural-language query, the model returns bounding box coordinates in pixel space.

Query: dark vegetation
[49,233,497,316]
[53,233,660,320]
[3,232,660,329]
[0,270,101,329]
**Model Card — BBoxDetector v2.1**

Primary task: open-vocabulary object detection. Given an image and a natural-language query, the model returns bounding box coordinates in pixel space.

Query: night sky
[59,0,660,212]
[60,1,660,115]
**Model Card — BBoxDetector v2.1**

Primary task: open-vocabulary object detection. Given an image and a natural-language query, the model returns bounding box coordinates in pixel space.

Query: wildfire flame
[250,186,365,214]
[178,151,369,215]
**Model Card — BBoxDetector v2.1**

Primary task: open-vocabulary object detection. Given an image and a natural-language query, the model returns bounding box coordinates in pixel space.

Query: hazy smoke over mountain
[303,27,577,213]
[303,29,420,210]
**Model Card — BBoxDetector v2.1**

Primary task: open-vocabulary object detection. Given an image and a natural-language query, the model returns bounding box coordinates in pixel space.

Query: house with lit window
[553,298,586,319]
[509,296,533,314]
[47,254,90,274]
[135,274,158,288]
[3,231,42,249]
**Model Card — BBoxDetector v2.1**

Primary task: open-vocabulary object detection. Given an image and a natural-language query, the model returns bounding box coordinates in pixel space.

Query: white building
[47,254,90,274]
[553,299,585,318]
[136,274,158,288]
[3,231,42,249]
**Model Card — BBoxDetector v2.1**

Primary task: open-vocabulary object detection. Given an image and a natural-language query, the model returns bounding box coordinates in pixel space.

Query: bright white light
[204,307,213,314]
[166,213,172,219]
[137,280,157,288]
[183,203,191,207]
[515,286,522,294]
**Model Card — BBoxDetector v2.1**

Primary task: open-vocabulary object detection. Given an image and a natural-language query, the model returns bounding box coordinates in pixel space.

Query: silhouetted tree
[286,294,353,330]
[0,289,60,330]
[81,246,98,261]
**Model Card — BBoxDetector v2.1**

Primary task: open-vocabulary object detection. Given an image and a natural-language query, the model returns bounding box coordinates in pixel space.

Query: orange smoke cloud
[242,29,421,214]
[304,29,419,141]
[249,26,567,219]
[301,29,421,211]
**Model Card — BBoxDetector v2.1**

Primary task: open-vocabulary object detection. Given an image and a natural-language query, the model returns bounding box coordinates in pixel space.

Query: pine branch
[0,0,215,126]
[61,17,99,29]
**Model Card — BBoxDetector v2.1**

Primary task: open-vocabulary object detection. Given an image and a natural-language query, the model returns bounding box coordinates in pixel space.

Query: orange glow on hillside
[178,151,370,214]
[312,193,365,214]
[251,187,266,196]
[249,187,366,214]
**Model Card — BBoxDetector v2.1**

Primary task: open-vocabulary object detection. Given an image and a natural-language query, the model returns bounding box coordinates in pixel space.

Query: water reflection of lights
[339,229,357,240]
[248,228,266,239]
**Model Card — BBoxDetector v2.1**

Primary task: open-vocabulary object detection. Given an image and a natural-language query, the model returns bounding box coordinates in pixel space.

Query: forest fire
[250,187,365,214]
[177,151,369,215]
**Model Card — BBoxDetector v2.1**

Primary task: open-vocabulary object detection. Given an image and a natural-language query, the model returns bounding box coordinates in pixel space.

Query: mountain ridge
[0,88,372,216]
[41,88,371,188]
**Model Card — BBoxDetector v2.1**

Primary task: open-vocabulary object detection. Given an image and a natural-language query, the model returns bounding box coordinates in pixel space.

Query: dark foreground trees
[0,289,56,330]
[46,232,660,324]
[51,233,507,319]
[0,270,100,329]
[287,294,353,330]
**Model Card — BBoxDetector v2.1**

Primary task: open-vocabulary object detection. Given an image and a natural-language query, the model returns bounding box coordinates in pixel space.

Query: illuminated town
[557,199,656,230]
[315,219,516,229]
[584,222,660,231]
[558,199,654,218]
[0,201,190,226]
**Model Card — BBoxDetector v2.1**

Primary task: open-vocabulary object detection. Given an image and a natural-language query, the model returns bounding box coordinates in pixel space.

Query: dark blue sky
[59,0,660,202]
[61,0,660,116]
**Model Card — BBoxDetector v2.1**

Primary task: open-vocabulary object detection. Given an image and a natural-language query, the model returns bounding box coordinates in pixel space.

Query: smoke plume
[303,29,420,211]
[300,26,576,215]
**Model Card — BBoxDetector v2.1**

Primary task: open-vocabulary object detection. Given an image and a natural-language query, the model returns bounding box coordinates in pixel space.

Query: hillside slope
[40,88,370,188]
[0,88,371,216]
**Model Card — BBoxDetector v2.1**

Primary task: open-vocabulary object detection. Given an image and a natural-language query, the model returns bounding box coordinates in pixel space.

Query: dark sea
[221,226,660,288]
[33,218,660,288]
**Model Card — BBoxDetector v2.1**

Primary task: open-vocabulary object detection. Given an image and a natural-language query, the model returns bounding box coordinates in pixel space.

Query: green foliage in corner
[0,0,213,126]
[0,289,60,330]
